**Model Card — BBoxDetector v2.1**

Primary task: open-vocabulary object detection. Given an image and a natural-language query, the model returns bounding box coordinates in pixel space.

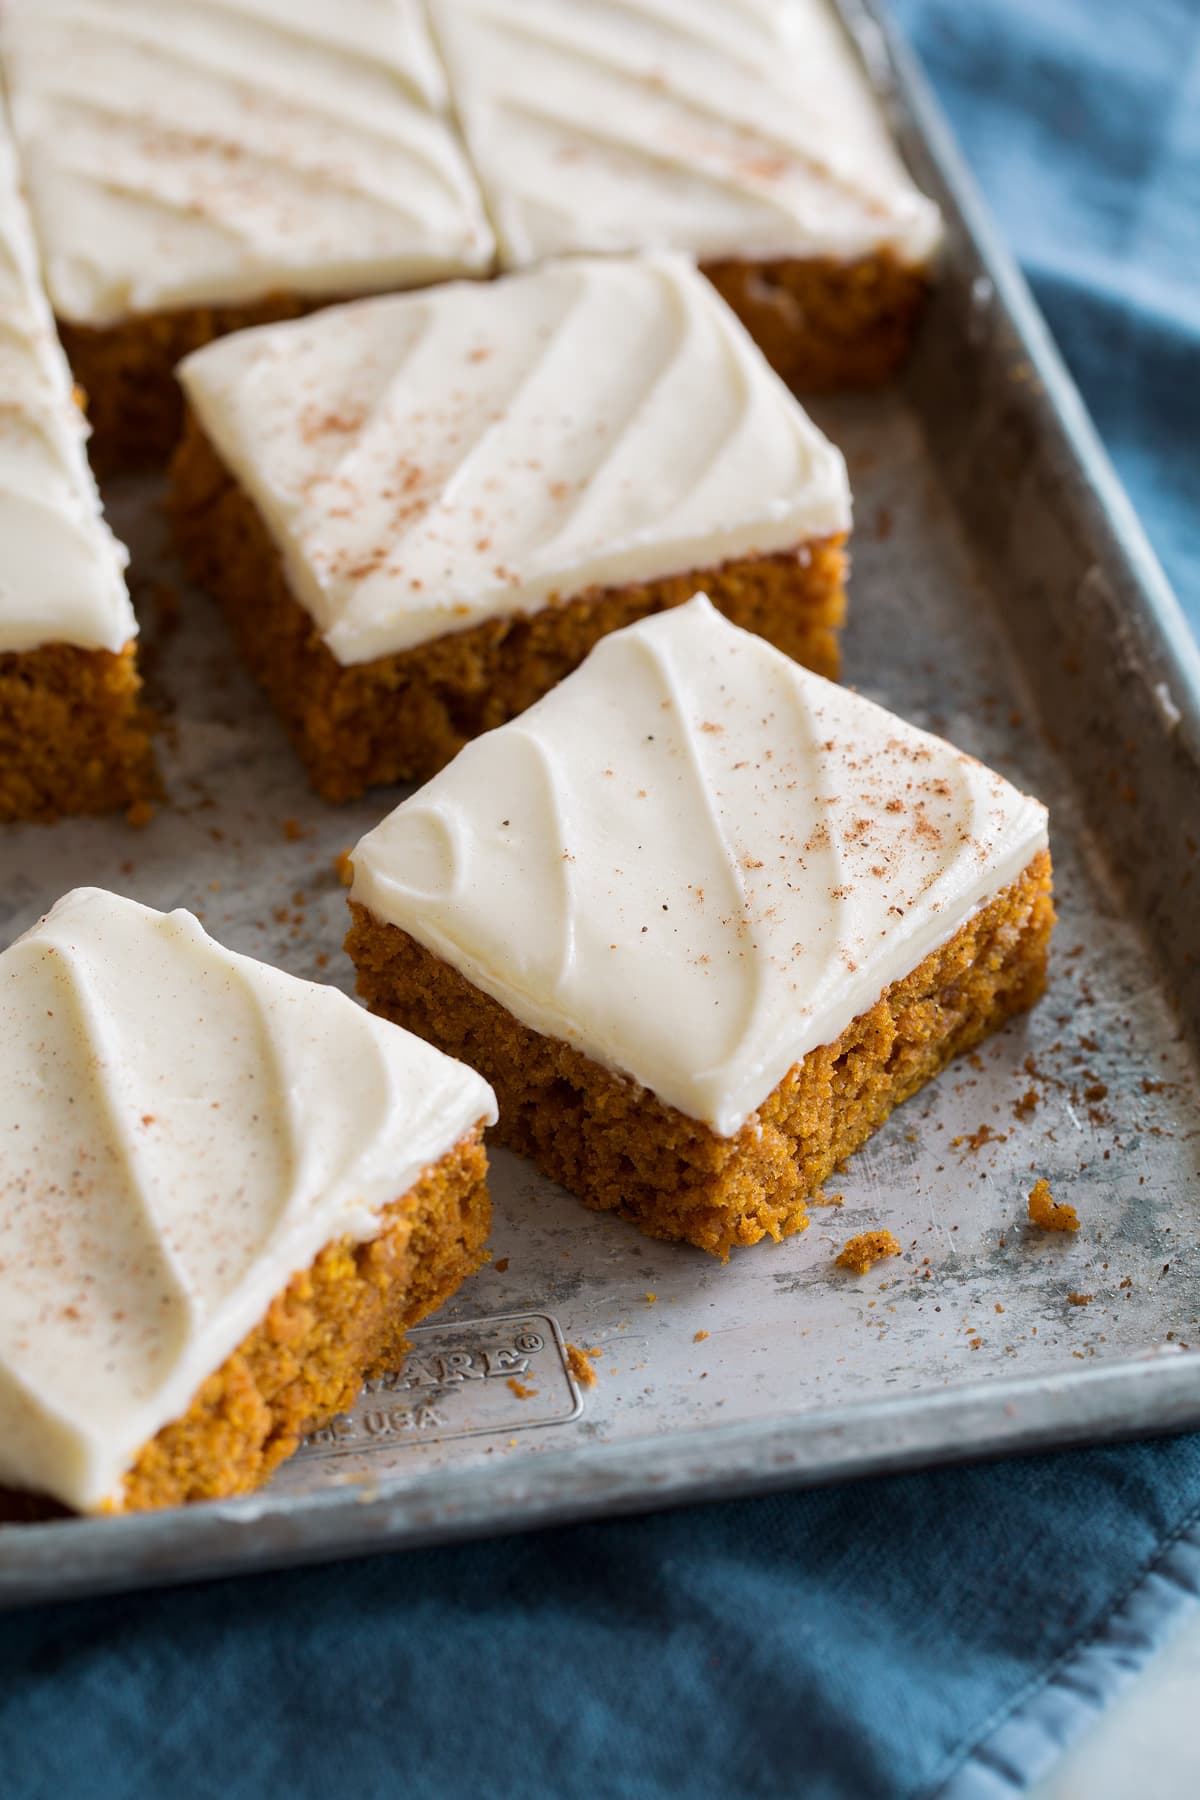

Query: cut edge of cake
[0,109,153,822]
[347,855,1052,1258]
[427,0,943,389]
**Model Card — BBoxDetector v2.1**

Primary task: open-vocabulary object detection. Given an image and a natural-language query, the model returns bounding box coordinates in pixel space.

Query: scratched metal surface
[0,0,1198,1605]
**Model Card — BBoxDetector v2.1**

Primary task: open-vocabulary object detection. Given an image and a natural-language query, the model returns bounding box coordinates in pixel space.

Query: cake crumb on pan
[1028,1179,1079,1233]
[565,1345,599,1388]
[836,1230,902,1275]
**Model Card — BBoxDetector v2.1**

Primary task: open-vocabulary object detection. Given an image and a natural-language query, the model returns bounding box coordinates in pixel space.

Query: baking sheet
[1,0,1198,1606]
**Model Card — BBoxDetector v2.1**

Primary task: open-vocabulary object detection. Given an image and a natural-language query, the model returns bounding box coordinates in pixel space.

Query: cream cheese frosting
[352,596,1048,1138]
[428,0,943,268]
[177,251,851,665]
[0,0,495,326]
[0,117,136,655]
[0,887,496,1512]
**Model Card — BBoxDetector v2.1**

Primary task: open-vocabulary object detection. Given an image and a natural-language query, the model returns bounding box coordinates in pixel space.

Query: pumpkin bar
[170,251,851,803]
[0,114,151,824]
[0,888,496,1513]
[0,0,495,471]
[428,0,942,389]
[347,597,1054,1259]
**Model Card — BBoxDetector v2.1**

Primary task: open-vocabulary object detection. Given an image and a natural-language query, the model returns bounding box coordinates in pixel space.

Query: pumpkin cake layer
[0,888,497,1514]
[0,1131,489,1520]
[348,598,1053,1257]
[119,1129,490,1513]
[0,0,495,471]
[0,112,151,820]
[349,857,1052,1258]
[0,642,153,824]
[59,292,337,479]
[428,0,942,389]
[171,412,845,800]
[0,1137,489,1519]
[703,250,930,392]
[171,254,851,801]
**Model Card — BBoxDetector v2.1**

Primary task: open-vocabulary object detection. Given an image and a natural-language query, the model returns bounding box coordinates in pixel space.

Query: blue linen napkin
[2,1442,1200,1799]
[2,3,1198,1796]
[894,0,1200,626]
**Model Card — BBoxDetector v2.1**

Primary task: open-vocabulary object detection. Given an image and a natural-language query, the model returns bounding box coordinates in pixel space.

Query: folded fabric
[0,1441,1199,1799]
[894,0,1200,627]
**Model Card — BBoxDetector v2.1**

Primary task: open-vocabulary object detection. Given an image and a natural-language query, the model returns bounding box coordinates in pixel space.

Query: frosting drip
[0,115,135,654]
[353,597,1048,1136]
[0,0,495,325]
[428,0,942,267]
[0,888,496,1510]
[178,252,850,664]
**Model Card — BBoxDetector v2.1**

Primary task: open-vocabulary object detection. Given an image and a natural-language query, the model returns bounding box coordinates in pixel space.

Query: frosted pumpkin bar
[0,0,495,469]
[170,251,850,802]
[0,114,151,824]
[347,597,1054,1259]
[428,0,942,389]
[0,888,496,1513]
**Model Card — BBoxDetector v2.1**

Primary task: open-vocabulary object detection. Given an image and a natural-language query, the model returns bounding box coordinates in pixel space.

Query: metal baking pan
[2,0,1198,1608]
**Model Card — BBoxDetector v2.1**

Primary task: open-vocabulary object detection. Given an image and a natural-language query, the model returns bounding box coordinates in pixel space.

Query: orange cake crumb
[952,1124,1007,1154]
[836,1230,902,1275]
[1028,1179,1079,1233]
[565,1344,599,1388]
[693,1330,709,1343]
[1067,1292,1093,1306]
[506,1376,538,1400]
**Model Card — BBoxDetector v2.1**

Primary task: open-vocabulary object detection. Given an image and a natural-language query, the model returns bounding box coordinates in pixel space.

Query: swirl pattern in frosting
[0,114,135,654]
[0,888,496,1511]
[0,0,495,326]
[428,0,943,267]
[177,251,851,664]
[352,596,1048,1137]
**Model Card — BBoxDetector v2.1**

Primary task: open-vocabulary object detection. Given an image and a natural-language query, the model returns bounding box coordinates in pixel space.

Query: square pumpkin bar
[0,116,151,823]
[170,251,851,801]
[0,0,495,470]
[0,888,495,1513]
[429,0,942,389]
[347,597,1054,1259]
